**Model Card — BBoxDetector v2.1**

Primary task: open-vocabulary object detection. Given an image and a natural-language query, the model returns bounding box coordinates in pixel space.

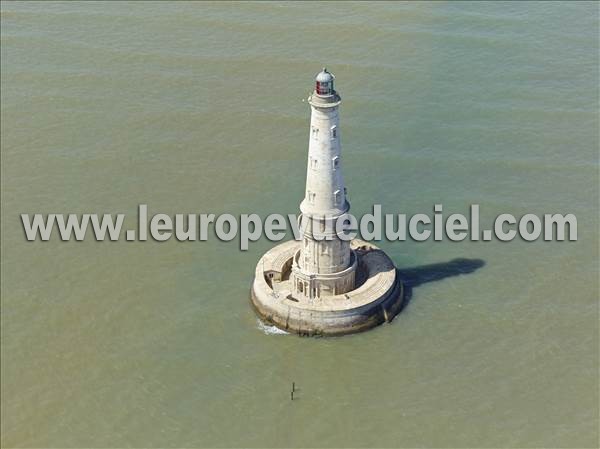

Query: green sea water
[1,1,598,447]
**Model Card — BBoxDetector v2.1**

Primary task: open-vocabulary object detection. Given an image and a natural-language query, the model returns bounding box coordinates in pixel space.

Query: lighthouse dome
[315,68,334,83]
[315,68,334,96]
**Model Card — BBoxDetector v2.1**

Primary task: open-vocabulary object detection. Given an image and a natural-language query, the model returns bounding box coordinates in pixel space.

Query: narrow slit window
[332,156,340,170]
[334,189,341,205]
[330,125,337,139]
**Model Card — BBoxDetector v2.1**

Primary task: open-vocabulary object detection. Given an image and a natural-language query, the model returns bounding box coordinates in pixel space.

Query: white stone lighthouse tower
[290,68,357,300]
[251,69,403,336]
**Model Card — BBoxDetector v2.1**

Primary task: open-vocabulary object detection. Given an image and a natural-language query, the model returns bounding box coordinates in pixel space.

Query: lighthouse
[291,68,357,300]
[251,69,404,336]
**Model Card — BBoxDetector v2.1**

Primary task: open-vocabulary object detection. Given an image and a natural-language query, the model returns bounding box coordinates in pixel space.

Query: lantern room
[315,68,334,96]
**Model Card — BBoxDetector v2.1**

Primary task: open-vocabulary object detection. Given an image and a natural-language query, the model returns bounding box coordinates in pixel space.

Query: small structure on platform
[251,69,403,336]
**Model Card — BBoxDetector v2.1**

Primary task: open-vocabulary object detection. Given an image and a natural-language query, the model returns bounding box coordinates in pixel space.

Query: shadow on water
[396,258,486,311]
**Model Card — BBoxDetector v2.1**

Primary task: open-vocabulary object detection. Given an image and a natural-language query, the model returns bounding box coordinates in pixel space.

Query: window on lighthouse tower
[330,126,337,139]
[332,156,340,170]
[334,189,341,205]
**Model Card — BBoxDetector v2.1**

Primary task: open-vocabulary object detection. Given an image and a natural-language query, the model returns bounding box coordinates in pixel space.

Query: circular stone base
[250,239,404,336]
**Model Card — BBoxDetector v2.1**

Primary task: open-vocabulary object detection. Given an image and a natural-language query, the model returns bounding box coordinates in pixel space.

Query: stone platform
[250,239,404,336]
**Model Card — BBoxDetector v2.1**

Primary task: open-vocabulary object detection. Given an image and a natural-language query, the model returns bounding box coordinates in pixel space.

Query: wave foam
[257,319,289,335]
